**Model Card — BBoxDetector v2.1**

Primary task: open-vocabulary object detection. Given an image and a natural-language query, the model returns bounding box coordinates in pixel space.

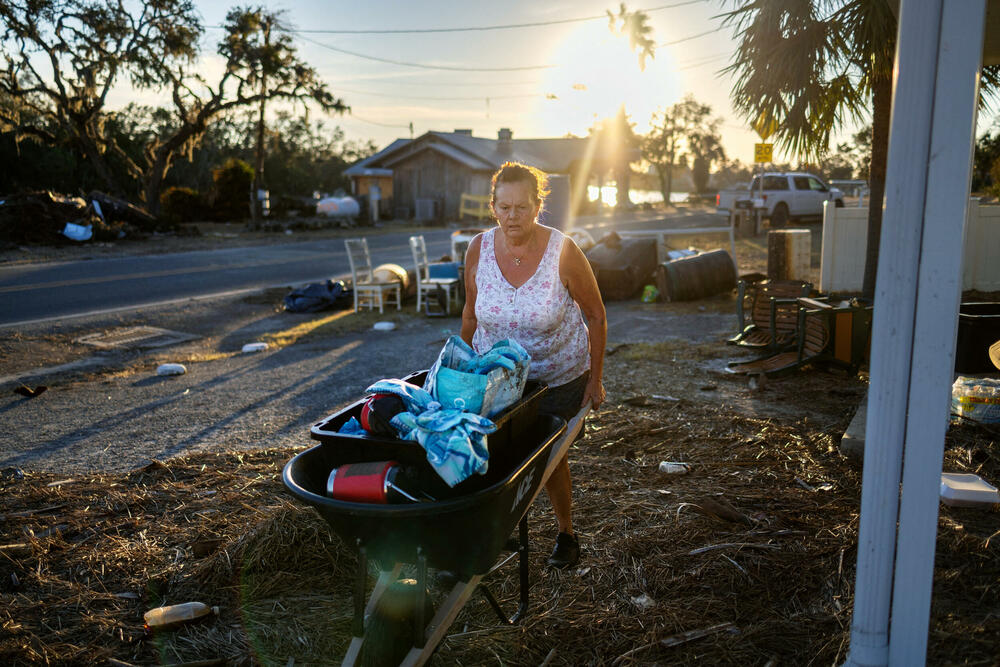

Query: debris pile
[0,191,159,245]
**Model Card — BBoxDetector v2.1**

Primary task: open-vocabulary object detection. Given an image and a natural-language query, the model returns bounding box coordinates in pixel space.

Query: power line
[333,85,545,102]
[328,78,541,88]
[658,26,722,47]
[289,1,706,34]
[347,112,412,129]
[675,52,729,71]
[294,32,554,72]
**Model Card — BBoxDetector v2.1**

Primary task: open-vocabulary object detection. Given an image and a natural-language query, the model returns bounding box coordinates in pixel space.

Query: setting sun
[533,21,681,138]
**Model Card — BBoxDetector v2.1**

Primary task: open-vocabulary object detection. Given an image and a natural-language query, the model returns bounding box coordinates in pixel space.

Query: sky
[107,0,850,165]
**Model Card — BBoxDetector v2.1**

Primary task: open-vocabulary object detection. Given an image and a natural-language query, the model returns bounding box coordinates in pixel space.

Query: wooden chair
[344,238,402,314]
[729,279,813,349]
[410,235,461,315]
[726,297,842,377]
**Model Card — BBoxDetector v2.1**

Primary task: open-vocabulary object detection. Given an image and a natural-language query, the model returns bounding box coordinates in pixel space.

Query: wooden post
[251,16,272,226]
[767,230,810,281]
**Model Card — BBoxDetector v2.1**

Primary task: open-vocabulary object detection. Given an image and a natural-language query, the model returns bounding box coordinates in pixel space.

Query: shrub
[160,187,207,223]
[211,158,254,222]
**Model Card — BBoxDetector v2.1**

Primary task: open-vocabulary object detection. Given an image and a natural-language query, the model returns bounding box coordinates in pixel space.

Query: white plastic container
[316,196,360,218]
[658,461,690,475]
[241,342,269,353]
[156,363,186,376]
[940,472,1000,507]
[143,601,218,631]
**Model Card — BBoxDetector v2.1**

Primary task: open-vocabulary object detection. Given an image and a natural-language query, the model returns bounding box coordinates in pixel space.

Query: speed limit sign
[754,143,773,163]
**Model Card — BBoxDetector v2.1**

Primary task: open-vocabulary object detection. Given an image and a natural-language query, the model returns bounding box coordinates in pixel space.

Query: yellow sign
[753,113,778,140]
[754,143,773,163]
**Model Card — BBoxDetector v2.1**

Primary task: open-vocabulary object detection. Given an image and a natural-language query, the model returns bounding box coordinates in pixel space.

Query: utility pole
[251,15,272,226]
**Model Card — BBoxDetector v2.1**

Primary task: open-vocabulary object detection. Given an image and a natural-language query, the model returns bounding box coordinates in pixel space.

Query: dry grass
[2,341,998,666]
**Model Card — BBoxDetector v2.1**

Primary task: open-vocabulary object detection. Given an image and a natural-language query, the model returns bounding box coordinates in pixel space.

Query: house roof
[343,138,411,176]
[346,130,605,175]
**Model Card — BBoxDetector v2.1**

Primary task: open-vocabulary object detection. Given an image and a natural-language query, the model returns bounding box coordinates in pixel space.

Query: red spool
[326,460,397,503]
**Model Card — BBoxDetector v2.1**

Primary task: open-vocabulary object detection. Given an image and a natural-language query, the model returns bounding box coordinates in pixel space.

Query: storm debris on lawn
[1,357,998,665]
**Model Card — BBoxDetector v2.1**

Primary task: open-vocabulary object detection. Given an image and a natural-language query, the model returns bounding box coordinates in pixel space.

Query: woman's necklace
[507,230,535,266]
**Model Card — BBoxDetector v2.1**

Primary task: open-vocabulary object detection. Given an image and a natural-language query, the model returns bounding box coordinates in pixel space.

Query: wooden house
[344,128,614,221]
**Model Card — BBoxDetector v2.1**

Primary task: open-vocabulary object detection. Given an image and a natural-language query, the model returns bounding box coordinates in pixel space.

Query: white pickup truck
[716,172,845,228]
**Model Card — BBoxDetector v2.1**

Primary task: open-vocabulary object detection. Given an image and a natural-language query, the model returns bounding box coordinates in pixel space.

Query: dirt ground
[1,222,998,665]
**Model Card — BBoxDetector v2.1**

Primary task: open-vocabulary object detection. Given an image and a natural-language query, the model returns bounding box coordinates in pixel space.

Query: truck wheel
[770,203,789,229]
[835,199,845,208]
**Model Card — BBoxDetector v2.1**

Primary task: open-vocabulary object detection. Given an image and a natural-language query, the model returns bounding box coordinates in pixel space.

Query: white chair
[344,238,402,313]
[410,235,461,315]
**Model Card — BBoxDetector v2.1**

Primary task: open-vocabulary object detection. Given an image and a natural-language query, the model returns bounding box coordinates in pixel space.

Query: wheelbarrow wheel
[359,578,433,667]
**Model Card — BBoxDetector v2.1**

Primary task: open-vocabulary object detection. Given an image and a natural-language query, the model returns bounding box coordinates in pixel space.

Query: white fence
[820,199,1000,293]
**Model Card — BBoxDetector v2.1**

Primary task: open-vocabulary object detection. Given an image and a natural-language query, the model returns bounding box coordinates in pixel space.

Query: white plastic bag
[951,376,1000,424]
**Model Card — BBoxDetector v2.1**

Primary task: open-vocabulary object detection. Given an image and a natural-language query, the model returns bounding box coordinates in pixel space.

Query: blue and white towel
[365,379,497,487]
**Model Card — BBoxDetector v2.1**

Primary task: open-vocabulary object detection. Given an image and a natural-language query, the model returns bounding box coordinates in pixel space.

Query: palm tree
[688,125,727,194]
[721,0,999,299]
[721,0,895,299]
[607,3,656,71]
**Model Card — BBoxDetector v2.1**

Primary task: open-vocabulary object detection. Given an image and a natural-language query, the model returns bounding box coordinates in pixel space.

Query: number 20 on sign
[755,143,773,163]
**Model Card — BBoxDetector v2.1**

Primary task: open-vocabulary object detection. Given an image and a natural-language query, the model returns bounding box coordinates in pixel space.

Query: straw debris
[2,349,998,665]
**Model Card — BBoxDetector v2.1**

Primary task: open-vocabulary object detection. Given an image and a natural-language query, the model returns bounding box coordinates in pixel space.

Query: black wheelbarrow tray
[282,373,582,666]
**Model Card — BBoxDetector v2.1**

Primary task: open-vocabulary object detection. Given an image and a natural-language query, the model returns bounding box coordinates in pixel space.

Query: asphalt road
[0,230,458,327]
[0,209,722,327]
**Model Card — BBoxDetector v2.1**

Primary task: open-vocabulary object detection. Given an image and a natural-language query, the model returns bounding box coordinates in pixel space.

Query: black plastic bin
[955,302,1000,373]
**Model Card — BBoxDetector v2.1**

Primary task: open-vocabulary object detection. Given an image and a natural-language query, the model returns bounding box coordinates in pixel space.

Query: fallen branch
[688,543,780,555]
[612,622,737,664]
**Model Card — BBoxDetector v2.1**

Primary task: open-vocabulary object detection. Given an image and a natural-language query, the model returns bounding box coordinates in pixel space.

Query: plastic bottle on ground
[143,601,219,631]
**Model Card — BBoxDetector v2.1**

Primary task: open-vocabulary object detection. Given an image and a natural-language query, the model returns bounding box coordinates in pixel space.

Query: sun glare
[533,22,680,138]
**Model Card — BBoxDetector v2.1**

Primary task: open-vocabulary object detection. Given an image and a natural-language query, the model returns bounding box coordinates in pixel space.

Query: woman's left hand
[583,376,606,410]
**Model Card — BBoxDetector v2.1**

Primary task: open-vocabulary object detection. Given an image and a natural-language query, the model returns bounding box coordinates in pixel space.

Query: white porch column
[845,1,986,666]
[889,0,985,663]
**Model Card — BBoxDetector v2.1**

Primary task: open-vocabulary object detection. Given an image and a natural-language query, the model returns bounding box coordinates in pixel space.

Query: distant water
[587,186,688,207]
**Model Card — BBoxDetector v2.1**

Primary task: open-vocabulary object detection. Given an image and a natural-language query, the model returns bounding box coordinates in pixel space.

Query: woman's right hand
[583,376,605,410]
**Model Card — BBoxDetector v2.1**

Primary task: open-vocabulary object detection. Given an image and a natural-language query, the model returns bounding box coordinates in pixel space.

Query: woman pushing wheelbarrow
[461,161,607,569]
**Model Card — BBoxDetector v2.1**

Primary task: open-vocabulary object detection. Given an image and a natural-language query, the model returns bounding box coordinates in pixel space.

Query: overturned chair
[727,297,872,377]
[728,278,813,350]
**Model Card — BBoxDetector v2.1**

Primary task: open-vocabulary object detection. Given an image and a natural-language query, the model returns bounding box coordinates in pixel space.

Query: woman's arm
[459,234,483,345]
[560,239,607,409]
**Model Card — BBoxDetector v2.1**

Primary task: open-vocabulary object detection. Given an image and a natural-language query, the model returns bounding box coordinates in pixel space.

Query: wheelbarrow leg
[515,515,530,622]
[352,544,366,637]
[476,515,531,624]
[399,576,484,667]
[413,549,427,649]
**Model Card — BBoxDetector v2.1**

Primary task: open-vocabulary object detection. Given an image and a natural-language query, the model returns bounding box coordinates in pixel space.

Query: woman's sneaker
[546,532,579,569]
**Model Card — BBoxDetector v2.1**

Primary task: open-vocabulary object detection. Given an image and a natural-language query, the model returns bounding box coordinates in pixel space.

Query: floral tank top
[473,227,590,387]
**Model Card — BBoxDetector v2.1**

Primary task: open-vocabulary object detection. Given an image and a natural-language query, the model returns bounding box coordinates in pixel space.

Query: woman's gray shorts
[537,371,590,421]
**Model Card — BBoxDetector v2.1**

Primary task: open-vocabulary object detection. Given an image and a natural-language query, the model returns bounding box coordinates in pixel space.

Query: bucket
[451,228,483,262]
[955,302,1000,373]
[326,461,421,503]
[373,263,411,293]
[655,249,736,302]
